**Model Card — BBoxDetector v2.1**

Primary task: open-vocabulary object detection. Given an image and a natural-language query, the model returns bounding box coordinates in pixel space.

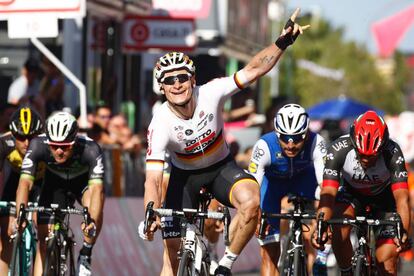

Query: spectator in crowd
[0,104,18,134]
[39,57,65,117]
[7,57,40,105]
[87,104,116,146]
[108,114,142,152]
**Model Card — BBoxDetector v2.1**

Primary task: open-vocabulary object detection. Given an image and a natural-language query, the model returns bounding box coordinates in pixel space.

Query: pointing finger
[290,8,300,22]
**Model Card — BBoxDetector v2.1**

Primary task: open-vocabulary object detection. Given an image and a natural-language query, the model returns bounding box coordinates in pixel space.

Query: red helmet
[350,111,389,156]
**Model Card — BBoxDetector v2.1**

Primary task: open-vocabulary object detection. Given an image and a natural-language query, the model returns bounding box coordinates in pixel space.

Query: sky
[286,0,414,55]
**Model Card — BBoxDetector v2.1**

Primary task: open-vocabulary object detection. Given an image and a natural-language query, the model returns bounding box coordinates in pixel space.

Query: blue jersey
[248,131,326,242]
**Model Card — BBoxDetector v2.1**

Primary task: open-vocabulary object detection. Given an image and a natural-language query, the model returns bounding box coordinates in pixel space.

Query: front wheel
[43,236,60,276]
[354,255,368,276]
[178,250,196,276]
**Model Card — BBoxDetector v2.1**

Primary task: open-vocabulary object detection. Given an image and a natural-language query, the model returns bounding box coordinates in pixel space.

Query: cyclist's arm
[88,181,104,225]
[144,167,164,209]
[15,175,34,214]
[393,188,410,235]
[240,8,308,86]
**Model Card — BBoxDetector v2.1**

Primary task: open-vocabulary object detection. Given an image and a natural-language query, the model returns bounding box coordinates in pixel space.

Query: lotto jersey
[146,75,241,170]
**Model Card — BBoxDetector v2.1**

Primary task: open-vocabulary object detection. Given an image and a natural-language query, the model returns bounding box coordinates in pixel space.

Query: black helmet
[9,106,43,138]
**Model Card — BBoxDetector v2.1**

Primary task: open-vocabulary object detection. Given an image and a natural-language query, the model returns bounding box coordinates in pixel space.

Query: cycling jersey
[21,134,104,183]
[146,75,240,170]
[322,135,408,195]
[0,133,44,203]
[248,131,326,244]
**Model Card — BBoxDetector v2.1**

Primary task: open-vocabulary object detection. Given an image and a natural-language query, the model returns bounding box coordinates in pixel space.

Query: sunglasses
[162,74,191,85]
[278,134,305,144]
[49,144,72,151]
[14,134,35,141]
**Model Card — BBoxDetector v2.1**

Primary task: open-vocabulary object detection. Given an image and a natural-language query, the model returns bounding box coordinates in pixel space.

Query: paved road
[235,258,414,275]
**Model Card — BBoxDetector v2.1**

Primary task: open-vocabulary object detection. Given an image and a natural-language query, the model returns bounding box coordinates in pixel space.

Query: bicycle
[316,211,403,276]
[17,203,94,276]
[258,194,316,276]
[144,190,231,276]
[1,201,37,276]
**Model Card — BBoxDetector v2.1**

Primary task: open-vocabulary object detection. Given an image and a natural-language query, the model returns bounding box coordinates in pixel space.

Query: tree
[278,15,409,114]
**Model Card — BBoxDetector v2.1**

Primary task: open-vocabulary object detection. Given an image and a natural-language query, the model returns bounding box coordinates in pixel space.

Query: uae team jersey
[146,75,240,170]
[323,135,408,195]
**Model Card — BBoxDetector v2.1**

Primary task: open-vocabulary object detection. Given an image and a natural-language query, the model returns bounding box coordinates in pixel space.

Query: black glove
[275,18,301,50]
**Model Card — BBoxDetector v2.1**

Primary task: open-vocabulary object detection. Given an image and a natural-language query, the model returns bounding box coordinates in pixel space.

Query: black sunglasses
[163,74,191,85]
[14,134,35,141]
[49,144,72,151]
[279,134,305,144]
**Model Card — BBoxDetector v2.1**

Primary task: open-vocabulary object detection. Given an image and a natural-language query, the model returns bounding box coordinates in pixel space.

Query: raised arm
[242,8,310,83]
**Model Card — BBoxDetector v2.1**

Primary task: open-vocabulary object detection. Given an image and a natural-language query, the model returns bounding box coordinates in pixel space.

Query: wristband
[275,19,300,50]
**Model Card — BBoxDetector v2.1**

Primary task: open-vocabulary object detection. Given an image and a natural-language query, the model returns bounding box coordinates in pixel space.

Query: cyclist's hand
[275,8,310,50]
[81,221,97,238]
[394,231,411,253]
[138,220,158,241]
[311,229,329,250]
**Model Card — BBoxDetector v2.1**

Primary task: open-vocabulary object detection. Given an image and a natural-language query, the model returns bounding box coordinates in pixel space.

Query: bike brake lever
[223,207,230,246]
[144,201,155,233]
[258,211,268,240]
[316,212,325,245]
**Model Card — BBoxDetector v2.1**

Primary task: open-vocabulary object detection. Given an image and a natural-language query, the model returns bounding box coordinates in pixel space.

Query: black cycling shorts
[336,185,397,240]
[161,155,257,239]
[37,170,88,224]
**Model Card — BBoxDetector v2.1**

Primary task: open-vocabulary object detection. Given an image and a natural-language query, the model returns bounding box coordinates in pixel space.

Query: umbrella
[307,96,384,120]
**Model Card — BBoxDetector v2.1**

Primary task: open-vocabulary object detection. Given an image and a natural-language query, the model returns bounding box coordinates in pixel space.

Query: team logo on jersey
[185,129,193,136]
[146,129,153,155]
[199,111,205,118]
[317,141,327,154]
[325,153,334,160]
[174,125,184,131]
[332,140,349,151]
[208,114,214,122]
[177,132,184,141]
[248,162,258,173]
[395,156,404,165]
[323,168,338,176]
[21,152,33,169]
[252,147,264,161]
[93,156,104,174]
[276,152,283,159]
[394,171,408,178]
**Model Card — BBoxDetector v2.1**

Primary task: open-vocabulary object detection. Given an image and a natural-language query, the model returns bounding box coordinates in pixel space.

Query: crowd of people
[1,6,414,276]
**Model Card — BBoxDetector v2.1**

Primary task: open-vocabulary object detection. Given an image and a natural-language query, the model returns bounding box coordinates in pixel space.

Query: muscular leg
[331,203,355,272]
[260,242,280,276]
[161,238,180,276]
[34,224,49,276]
[228,179,260,254]
[376,242,399,275]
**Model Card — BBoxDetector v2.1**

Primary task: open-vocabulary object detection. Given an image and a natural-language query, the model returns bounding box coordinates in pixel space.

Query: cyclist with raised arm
[139,8,309,276]
[247,104,327,276]
[14,111,105,276]
[312,110,411,276]
[0,106,44,275]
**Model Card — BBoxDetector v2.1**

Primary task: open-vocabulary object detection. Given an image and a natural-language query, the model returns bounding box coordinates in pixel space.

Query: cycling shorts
[161,155,256,239]
[37,171,89,224]
[336,185,397,241]
[258,169,318,244]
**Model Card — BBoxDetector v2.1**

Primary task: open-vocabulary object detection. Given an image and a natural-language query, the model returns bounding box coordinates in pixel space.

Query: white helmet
[46,111,78,145]
[274,104,309,136]
[154,52,195,83]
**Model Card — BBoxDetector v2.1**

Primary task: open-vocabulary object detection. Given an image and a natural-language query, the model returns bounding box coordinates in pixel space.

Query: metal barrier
[101,145,145,197]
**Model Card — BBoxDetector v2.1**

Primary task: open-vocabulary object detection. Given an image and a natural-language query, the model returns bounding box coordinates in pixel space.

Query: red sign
[122,16,197,52]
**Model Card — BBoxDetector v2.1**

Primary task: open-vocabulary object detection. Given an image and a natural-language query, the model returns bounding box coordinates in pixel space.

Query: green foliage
[278,15,409,114]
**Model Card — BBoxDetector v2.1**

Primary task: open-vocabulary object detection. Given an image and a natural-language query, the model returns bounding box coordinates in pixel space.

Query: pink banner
[371,4,414,57]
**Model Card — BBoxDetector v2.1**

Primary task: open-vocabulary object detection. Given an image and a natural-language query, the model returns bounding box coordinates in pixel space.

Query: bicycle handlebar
[144,201,231,244]
[316,212,403,243]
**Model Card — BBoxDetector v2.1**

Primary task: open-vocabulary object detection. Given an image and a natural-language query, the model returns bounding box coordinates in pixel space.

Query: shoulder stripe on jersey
[146,160,164,171]
[233,73,245,90]
[391,182,408,191]
[322,179,339,189]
